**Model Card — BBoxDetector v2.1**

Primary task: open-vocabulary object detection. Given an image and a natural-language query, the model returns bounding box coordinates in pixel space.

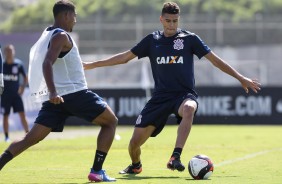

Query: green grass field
[1,125,282,184]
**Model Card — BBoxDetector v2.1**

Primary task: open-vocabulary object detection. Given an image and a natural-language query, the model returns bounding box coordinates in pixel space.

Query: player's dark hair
[162,2,180,15]
[53,0,75,18]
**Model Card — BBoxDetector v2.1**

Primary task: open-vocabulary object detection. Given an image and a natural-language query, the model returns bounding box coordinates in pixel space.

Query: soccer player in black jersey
[84,2,261,174]
[1,44,29,142]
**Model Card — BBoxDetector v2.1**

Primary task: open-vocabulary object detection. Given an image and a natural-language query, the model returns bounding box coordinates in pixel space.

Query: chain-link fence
[1,14,282,87]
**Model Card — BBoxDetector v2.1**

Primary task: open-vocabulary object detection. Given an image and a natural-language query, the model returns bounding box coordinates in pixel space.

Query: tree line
[1,0,282,33]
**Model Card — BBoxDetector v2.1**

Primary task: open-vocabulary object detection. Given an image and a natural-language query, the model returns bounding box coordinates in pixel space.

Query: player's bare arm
[83,50,136,70]
[205,51,261,93]
[43,32,71,104]
[18,74,28,96]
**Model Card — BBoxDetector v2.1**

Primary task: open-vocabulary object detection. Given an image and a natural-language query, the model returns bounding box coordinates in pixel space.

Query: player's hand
[49,91,64,104]
[0,86,4,95]
[18,86,24,96]
[240,77,261,93]
[83,62,95,70]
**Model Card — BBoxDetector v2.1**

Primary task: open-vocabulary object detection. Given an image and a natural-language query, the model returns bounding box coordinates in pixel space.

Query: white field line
[214,147,282,167]
[142,148,282,171]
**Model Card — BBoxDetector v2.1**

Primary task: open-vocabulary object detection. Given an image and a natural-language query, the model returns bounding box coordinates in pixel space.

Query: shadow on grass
[117,174,181,180]
[211,175,239,178]
[184,175,239,181]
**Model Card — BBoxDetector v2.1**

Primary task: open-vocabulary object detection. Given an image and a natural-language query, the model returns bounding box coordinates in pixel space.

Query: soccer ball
[188,154,214,180]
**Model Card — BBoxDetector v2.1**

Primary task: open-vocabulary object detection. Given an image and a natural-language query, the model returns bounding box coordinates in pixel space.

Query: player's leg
[1,94,11,142]
[119,125,155,174]
[0,123,51,170]
[7,123,51,157]
[88,103,117,182]
[176,98,197,148]
[92,105,117,153]
[129,126,155,163]
[18,112,29,133]
[167,98,197,172]
[3,115,10,142]
[120,94,171,174]
[61,90,116,182]
[14,95,29,133]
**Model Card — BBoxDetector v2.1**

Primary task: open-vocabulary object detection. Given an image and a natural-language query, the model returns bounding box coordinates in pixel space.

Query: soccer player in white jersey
[83,2,261,175]
[0,0,117,182]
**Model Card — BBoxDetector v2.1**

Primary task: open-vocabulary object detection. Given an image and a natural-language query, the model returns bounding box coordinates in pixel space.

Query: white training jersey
[28,27,87,103]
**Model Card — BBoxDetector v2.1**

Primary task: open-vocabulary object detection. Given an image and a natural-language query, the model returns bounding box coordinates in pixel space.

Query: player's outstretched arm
[83,50,136,70]
[205,51,261,93]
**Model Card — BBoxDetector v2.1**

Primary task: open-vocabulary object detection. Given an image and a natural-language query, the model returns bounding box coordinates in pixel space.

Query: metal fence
[1,14,282,87]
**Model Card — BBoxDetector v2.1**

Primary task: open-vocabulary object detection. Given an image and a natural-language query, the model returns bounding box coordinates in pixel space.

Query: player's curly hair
[53,0,75,18]
[162,2,180,15]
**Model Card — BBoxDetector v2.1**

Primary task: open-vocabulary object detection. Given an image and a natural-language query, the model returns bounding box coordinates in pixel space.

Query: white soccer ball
[114,134,121,141]
[188,154,214,180]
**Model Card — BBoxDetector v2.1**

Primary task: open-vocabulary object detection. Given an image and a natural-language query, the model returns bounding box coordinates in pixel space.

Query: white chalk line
[110,147,282,171]
[214,147,282,167]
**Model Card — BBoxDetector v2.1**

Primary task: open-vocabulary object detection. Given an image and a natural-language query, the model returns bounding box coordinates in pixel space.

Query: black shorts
[34,89,107,132]
[1,92,25,115]
[135,91,198,137]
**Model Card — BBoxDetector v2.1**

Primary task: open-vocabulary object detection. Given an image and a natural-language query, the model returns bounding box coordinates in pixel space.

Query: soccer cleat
[119,164,142,174]
[88,169,116,182]
[4,137,11,143]
[167,156,185,172]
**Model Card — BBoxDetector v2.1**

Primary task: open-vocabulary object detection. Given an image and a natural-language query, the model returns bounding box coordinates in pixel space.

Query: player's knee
[108,115,118,128]
[97,114,118,128]
[105,119,118,134]
[113,116,118,125]
[182,104,196,117]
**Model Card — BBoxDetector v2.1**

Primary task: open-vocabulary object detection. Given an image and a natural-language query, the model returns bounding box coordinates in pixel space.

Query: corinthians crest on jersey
[173,39,184,50]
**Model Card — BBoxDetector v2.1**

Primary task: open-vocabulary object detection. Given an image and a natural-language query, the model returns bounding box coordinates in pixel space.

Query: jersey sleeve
[18,62,27,77]
[191,34,211,59]
[130,34,151,59]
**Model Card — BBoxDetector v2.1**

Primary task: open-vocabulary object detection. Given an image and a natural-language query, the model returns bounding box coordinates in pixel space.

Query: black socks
[171,147,182,158]
[0,150,14,170]
[132,161,141,168]
[92,150,107,172]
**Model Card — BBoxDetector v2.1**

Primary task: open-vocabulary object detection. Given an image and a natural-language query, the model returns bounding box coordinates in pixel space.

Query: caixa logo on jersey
[156,56,184,64]
[3,74,18,81]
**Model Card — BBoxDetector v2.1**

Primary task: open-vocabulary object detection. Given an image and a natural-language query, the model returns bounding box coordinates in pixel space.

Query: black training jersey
[3,59,26,93]
[131,29,211,95]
